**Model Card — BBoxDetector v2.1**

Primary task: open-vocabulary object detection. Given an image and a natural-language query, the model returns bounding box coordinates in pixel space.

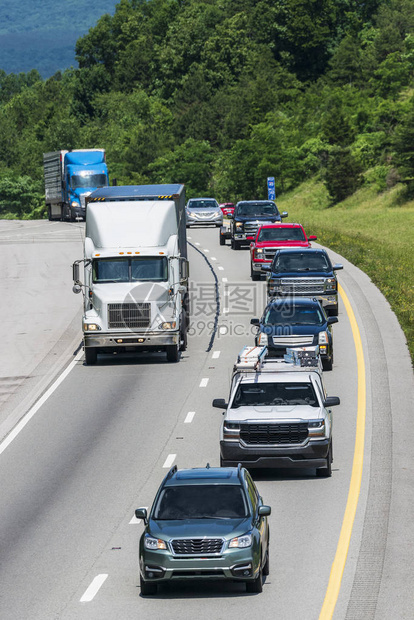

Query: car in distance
[186,198,223,227]
[250,223,317,280]
[251,297,338,370]
[135,464,271,595]
[264,248,343,316]
[219,200,288,248]
[219,202,235,217]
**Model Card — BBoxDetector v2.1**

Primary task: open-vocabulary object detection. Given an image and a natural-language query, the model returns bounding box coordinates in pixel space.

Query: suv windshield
[153,485,249,519]
[93,257,168,283]
[258,228,305,242]
[188,200,218,209]
[274,253,330,272]
[232,382,319,407]
[264,305,324,326]
[236,203,277,217]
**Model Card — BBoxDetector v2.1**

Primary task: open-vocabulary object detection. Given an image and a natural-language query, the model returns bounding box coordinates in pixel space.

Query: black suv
[135,464,271,595]
[251,297,338,370]
[264,248,343,316]
[220,200,288,249]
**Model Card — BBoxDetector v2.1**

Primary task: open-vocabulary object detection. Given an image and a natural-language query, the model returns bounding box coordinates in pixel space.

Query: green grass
[277,179,414,365]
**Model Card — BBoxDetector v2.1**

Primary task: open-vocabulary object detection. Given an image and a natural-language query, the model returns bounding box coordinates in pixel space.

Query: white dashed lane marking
[212,351,221,359]
[184,411,195,424]
[80,575,108,603]
[199,378,209,388]
[163,454,177,468]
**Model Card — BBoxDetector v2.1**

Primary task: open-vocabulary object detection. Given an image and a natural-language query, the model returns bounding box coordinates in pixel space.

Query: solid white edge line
[80,574,108,602]
[163,454,177,468]
[199,378,209,387]
[0,350,83,457]
[184,411,195,424]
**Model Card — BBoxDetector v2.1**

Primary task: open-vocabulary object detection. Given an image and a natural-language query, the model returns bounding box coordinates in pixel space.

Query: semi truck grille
[280,278,325,294]
[171,538,224,555]
[272,335,314,346]
[108,303,150,329]
[240,423,309,445]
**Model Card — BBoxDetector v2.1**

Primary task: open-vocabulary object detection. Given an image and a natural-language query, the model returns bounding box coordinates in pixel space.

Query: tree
[324,146,362,203]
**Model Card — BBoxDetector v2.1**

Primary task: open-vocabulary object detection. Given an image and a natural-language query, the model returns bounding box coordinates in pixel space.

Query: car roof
[274,247,326,255]
[188,197,217,201]
[236,200,275,205]
[164,467,243,487]
[258,223,302,229]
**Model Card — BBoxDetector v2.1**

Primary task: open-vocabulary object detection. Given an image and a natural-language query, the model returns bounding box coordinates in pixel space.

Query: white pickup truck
[212,346,340,477]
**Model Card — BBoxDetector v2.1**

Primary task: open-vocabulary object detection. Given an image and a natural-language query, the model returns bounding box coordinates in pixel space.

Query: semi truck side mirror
[73,262,80,283]
[72,284,82,294]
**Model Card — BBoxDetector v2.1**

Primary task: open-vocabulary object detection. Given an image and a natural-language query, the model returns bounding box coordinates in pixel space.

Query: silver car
[186,197,223,227]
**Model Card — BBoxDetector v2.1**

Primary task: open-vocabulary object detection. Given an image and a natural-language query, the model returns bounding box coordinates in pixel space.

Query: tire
[329,307,338,317]
[251,264,260,281]
[246,567,263,593]
[166,344,179,362]
[219,233,225,246]
[262,545,270,576]
[316,443,332,477]
[322,355,333,371]
[179,321,188,351]
[84,347,97,365]
[233,240,240,250]
[48,206,53,221]
[231,237,235,249]
[140,575,157,596]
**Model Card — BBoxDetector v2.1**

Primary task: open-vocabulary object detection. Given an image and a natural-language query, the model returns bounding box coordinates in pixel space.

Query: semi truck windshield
[71,174,107,189]
[93,257,168,283]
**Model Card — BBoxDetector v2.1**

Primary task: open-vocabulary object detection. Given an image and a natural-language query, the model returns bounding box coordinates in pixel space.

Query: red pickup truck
[250,223,317,280]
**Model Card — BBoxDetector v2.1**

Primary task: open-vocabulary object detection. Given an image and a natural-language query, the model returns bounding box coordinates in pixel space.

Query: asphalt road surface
[0,221,412,620]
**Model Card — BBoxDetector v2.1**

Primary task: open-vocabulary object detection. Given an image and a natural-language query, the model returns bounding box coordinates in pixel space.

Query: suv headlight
[144,535,167,550]
[229,533,252,548]
[325,277,337,292]
[308,419,326,438]
[318,331,329,344]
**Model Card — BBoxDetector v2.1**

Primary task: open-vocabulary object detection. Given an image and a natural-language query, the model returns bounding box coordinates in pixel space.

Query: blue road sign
[267,177,276,200]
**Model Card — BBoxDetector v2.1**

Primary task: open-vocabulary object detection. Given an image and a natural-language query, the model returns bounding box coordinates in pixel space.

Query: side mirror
[281,211,288,219]
[135,508,148,524]
[262,265,271,272]
[333,264,343,271]
[309,235,317,241]
[324,396,340,407]
[258,505,271,517]
[212,398,227,409]
[227,213,233,219]
[73,262,80,283]
[327,316,339,325]
[250,318,260,325]
[72,284,82,294]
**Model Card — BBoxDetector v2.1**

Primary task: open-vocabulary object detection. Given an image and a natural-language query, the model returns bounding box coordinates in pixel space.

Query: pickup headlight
[223,422,240,440]
[229,533,252,548]
[235,222,243,228]
[255,248,264,255]
[268,279,281,292]
[325,277,337,292]
[144,535,167,550]
[257,332,267,345]
[308,419,326,438]
[318,331,329,344]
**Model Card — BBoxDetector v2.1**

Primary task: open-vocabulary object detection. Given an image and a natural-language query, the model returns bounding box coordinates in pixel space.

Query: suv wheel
[140,575,157,596]
[316,443,332,477]
[246,567,263,593]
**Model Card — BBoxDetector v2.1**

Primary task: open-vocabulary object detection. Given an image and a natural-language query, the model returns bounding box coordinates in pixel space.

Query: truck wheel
[84,348,97,365]
[322,355,333,371]
[219,233,225,246]
[179,320,188,351]
[316,443,332,477]
[48,206,53,221]
[232,239,240,250]
[166,344,179,362]
[329,307,338,317]
[246,567,263,593]
[140,575,157,596]
[251,264,260,281]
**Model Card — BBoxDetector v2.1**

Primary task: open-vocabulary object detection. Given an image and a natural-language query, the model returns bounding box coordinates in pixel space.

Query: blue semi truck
[43,149,109,221]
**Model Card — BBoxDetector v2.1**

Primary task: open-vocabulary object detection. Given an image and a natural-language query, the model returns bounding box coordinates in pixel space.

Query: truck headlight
[235,222,243,228]
[83,323,101,331]
[71,200,79,207]
[325,278,337,292]
[144,536,167,550]
[229,533,252,548]
[268,279,280,292]
[318,331,329,344]
[255,248,264,255]
[161,321,177,330]
[223,422,240,440]
[308,419,326,437]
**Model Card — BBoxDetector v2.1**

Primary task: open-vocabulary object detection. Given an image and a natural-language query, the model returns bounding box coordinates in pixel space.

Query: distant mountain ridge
[0,0,118,76]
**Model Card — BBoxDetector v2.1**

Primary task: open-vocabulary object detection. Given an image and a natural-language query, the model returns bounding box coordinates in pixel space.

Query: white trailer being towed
[212,346,340,476]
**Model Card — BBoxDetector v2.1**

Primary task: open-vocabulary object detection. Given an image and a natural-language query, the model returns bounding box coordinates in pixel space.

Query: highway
[0,221,412,620]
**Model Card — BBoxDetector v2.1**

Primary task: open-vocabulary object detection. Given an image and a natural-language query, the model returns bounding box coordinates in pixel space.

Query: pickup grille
[108,303,150,329]
[280,278,325,294]
[272,335,314,346]
[244,222,260,237]
[171,538,224,555]
[240,423,309,445]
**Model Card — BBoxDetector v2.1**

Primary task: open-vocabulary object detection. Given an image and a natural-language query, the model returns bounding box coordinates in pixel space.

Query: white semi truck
[72,184,189,364]
[213,346,340,476]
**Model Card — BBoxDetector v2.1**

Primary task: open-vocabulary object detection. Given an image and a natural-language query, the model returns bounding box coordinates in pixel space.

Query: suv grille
[108,303,150,329]
[240,423,309,445]
[171,538,224,555]
[280,278,325,294]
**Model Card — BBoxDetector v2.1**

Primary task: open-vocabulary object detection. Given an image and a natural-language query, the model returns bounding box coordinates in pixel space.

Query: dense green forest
[0,0,414,216]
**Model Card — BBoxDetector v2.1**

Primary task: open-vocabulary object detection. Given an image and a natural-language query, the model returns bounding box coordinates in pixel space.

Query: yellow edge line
[319,283,366,619]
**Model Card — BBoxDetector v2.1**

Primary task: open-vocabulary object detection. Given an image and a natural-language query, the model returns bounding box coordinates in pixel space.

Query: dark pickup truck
[264,248,343,316]
[219,200,288,249]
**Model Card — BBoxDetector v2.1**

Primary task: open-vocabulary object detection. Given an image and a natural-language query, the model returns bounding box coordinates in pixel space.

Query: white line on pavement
[218,266,224,271]
[222,277,228,282]
[195,242,200,246]
[0,350,84,457]
[199,378,209,387]
[204,248,209,252]
[80,574,108,602]
[163,454,177,468]
[184,411,195,424]
[212,351,221,359]
[211,257,217,261]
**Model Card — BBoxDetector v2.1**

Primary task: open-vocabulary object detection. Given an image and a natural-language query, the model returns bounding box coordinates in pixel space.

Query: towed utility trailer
[72,184,189,364]
[212,346,340,476]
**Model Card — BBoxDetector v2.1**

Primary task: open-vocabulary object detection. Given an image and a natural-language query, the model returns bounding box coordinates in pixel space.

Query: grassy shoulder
[277,179,414,365]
